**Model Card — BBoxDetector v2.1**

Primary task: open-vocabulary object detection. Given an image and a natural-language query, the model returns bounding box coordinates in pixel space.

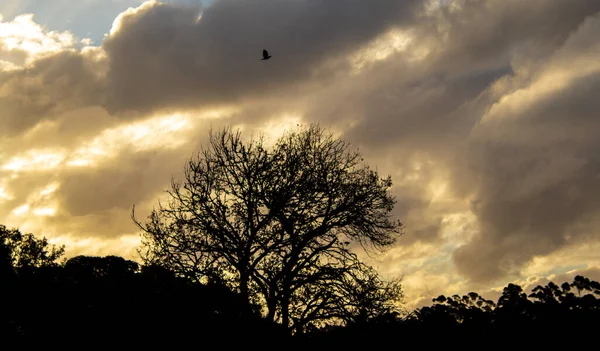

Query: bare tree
[133,124,404,333]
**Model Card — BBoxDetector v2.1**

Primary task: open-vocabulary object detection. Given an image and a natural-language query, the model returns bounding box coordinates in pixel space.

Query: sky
[1,0,600,310]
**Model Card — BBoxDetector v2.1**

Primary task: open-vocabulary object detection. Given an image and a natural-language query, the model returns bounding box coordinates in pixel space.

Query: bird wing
[263,49,269,58]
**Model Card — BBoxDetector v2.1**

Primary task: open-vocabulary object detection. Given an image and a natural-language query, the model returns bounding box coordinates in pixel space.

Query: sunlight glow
[12,204,30,216]
[33,207,57,216]
[0,187,11,200]
[6,109,227,172]
[350,29,413,72]
[2,149,66,172]
[7,181,60,219]
[39,182,60,196]
[66,158,92,167]
[429,180,448,203]
[261,114,304,147]
[109,113,191,149]
[67,112,193,166]
[394,158,432,184]
[439,211,478,245]
[51,234,141,261]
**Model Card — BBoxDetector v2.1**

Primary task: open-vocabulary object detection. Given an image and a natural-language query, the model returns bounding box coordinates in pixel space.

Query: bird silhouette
[261,49,272,60]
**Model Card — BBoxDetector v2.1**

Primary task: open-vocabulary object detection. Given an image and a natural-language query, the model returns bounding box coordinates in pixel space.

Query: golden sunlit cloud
[39,182,60,196]
[108,0,157,37]
[429,180,448,203]
[349,29,415,73]
[0,59,17,70]
[2,149,66,172]
[439,211,478,245]
[66,113,194,167]
[0,187,12,201]
[8,181,60,219]
[229,113,304,148]
[0,13,75,67]
[52,107,238,169]
[521,241,600,278]
[486,243,600,297]
[12,204,29,216]
[3,107,236,173]
[261,114,304,145]
[401,270,469,310]
[482,42,600,124]
[32,207,57,216]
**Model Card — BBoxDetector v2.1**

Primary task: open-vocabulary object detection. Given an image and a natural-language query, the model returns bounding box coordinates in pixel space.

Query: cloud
[0,0,422,133]
[100,0,422,115]
[0,0,143,44]
[452,13,600,282]
[0,50,106,135]
[291,0,600,290]
[0,13,75,66]
[1,0,600,308]
[417,0,600,75]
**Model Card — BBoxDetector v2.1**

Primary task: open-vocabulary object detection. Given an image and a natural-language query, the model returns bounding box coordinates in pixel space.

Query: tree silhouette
[496,283,530,310]
[0,224,64,273]
[493,283,533,333]
[133,124,404,333]
[1,223,599,348]
[64,255,139,279]
[414,291,496,337]
[529,281,563,304]
[0,237,13,279]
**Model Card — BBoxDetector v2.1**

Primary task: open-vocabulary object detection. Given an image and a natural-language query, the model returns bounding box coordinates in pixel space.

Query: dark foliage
[1,229,287,347]
[1,227,599,347]
[0,224,64,274]
[306,276,600,348]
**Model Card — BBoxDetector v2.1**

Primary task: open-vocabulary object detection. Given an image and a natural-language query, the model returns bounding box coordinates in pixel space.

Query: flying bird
[261,49,272,60]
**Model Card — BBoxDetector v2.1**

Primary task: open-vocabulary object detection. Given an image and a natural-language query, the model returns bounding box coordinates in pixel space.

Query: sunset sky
[1,0,600,310]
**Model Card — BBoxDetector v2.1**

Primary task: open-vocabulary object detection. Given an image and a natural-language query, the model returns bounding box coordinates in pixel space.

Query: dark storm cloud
[100,0,421,114]
[324,0,600,154]
[420,0,600,75]
[301,0,600,154]
[451,15,600,281]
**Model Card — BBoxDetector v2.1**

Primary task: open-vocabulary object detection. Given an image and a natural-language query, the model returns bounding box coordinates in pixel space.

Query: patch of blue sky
[0,0,214,45]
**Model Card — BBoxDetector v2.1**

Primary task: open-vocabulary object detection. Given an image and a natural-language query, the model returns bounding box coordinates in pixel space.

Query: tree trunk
[266,286,277,322]
[281,289,290,332]
[239,271,251,314]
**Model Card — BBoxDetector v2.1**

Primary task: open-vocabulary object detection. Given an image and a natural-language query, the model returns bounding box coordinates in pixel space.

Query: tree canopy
[133,124,404,333]
[0,224,64,275]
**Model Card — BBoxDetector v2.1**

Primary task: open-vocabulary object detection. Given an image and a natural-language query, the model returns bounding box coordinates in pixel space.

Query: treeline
[312,275,600,347]
[2,225,599,347]
[1,225,288,347]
